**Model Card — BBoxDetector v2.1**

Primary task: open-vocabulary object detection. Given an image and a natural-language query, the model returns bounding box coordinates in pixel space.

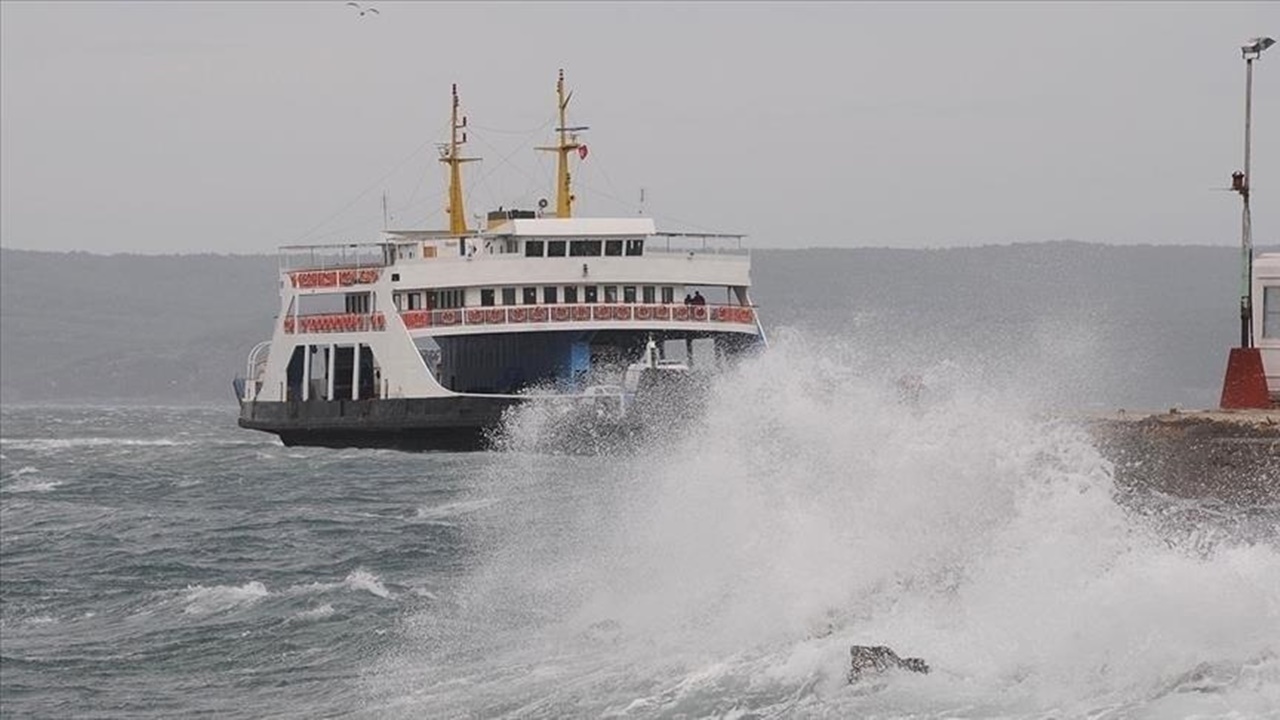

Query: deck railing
[287,268,382,289]
[282,304,757,334]
[398,303,756,330]
[279,242,389,273]
[283,312,387,334]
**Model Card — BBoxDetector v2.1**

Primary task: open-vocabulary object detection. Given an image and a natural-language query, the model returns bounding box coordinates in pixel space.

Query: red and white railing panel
[283,312,387,334]
[289,268,382,289]
[398,303,756,330]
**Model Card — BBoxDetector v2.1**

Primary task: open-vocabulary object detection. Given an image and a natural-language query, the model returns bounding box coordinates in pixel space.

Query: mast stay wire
[523,152,553,210]
[285,116,451,245]
[305,211,387,242]
[467,131,504,216]
[399,120,551,229]
[572,175,728,235]
[464,113,557,212]
[388,156,431,223]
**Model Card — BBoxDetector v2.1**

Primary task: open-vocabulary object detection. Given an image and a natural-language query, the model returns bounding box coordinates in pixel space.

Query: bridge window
[623,286,637,303]
[525,240,545,257]
[661,287,675,304]
[407,293,422,310]
[570,240,601,257]
[547,240,567,257]
[481,289,495,307]
[643,286,656,303]
[564,286,579,303]
[626,239,644,256]
[605,240,623,256]
[522,287,538,305]
[502,287,516,305]
[604,286,618,303]
[584,285,599,303]
[543,286,558,304]
[1266,287,1280,338]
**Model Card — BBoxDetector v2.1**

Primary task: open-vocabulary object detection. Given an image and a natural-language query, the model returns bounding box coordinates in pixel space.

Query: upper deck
[271,73,752,304]
[279,217,752,292]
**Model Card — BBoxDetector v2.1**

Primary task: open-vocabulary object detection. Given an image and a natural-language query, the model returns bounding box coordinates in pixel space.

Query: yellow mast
[441,83,478,235]
[536,69,588,218]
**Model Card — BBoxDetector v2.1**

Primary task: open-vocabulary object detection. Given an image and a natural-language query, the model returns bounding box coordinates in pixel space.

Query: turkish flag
[578,145,589,160]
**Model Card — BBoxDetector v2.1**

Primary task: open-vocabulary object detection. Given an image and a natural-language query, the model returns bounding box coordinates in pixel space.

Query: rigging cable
[463,114,556,213]
[285,116,451,245]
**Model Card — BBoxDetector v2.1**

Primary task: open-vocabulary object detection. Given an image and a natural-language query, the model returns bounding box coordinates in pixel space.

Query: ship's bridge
[360,215,751,305]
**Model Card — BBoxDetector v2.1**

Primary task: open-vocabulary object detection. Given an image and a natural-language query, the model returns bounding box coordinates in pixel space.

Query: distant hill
[0,243,1250,409]
[753,243,1245,410]
[0,250,277,404]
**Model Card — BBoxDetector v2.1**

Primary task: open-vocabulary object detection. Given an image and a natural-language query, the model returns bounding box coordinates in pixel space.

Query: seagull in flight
[346,1,379,17]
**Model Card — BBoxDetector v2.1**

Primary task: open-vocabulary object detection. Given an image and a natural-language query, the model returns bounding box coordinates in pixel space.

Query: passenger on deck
[692,291,706,306]
[684,293,693,305]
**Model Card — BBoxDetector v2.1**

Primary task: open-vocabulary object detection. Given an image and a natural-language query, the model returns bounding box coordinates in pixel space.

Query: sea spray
[366,332,1280,717]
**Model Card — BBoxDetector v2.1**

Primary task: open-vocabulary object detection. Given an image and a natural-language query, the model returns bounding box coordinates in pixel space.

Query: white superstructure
[1252,252,1280,397]
[241,222,762,404]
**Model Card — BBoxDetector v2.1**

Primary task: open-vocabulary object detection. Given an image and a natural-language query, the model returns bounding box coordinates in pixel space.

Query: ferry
[235,71,767,450]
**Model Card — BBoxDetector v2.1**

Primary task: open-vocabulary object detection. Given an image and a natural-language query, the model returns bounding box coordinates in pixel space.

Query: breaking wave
[367,331,1280,717]
[170,569,396,619]
[294,604,336,622]
[182,581,271,616]
[0,437,270,453]
[342,569,394,599]
[1,466,63,493]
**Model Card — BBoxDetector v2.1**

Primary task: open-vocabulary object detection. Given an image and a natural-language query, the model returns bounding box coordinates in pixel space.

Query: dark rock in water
[848,645,930,683]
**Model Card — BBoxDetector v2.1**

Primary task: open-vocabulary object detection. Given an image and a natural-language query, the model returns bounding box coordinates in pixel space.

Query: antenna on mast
[440,82,479,235]
[639,187,646,216]
[382,191,389,229]
[536,69,589,218]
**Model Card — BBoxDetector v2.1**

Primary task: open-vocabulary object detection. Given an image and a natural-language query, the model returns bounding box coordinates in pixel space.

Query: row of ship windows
[395,285,679,310]
[522,239,645,258]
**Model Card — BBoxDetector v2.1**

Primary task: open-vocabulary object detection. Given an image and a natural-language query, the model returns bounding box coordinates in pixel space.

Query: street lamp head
[1242,36,1276,60]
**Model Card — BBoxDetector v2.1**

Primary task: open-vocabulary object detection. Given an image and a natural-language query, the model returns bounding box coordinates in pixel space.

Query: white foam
[0,437,193,451]
[284,569,394,600]
[413,498,498,522]
[344,569,393,599]
[370,332,1280,717]
[3,478,63,493]
[182,581,270,615]
[294,603,336,621]
[2,465,62,492]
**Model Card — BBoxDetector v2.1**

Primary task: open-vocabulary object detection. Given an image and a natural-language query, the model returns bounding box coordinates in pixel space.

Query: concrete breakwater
[1085,410,1280,504]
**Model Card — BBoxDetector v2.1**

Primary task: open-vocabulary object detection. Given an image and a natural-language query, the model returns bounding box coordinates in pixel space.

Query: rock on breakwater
[1086,410,1280,504]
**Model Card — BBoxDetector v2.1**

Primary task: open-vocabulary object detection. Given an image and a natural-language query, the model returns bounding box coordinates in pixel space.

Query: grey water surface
[3,352,1278,718]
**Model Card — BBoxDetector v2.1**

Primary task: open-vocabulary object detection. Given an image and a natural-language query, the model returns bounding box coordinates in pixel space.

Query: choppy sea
[3,338,1279,718]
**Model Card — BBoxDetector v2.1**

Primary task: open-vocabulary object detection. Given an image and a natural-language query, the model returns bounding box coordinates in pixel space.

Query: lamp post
[1221,36,1275,409]
[1237,36,1275,348]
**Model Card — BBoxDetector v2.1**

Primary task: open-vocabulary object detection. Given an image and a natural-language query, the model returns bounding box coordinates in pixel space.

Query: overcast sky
[2,1,1277,254]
